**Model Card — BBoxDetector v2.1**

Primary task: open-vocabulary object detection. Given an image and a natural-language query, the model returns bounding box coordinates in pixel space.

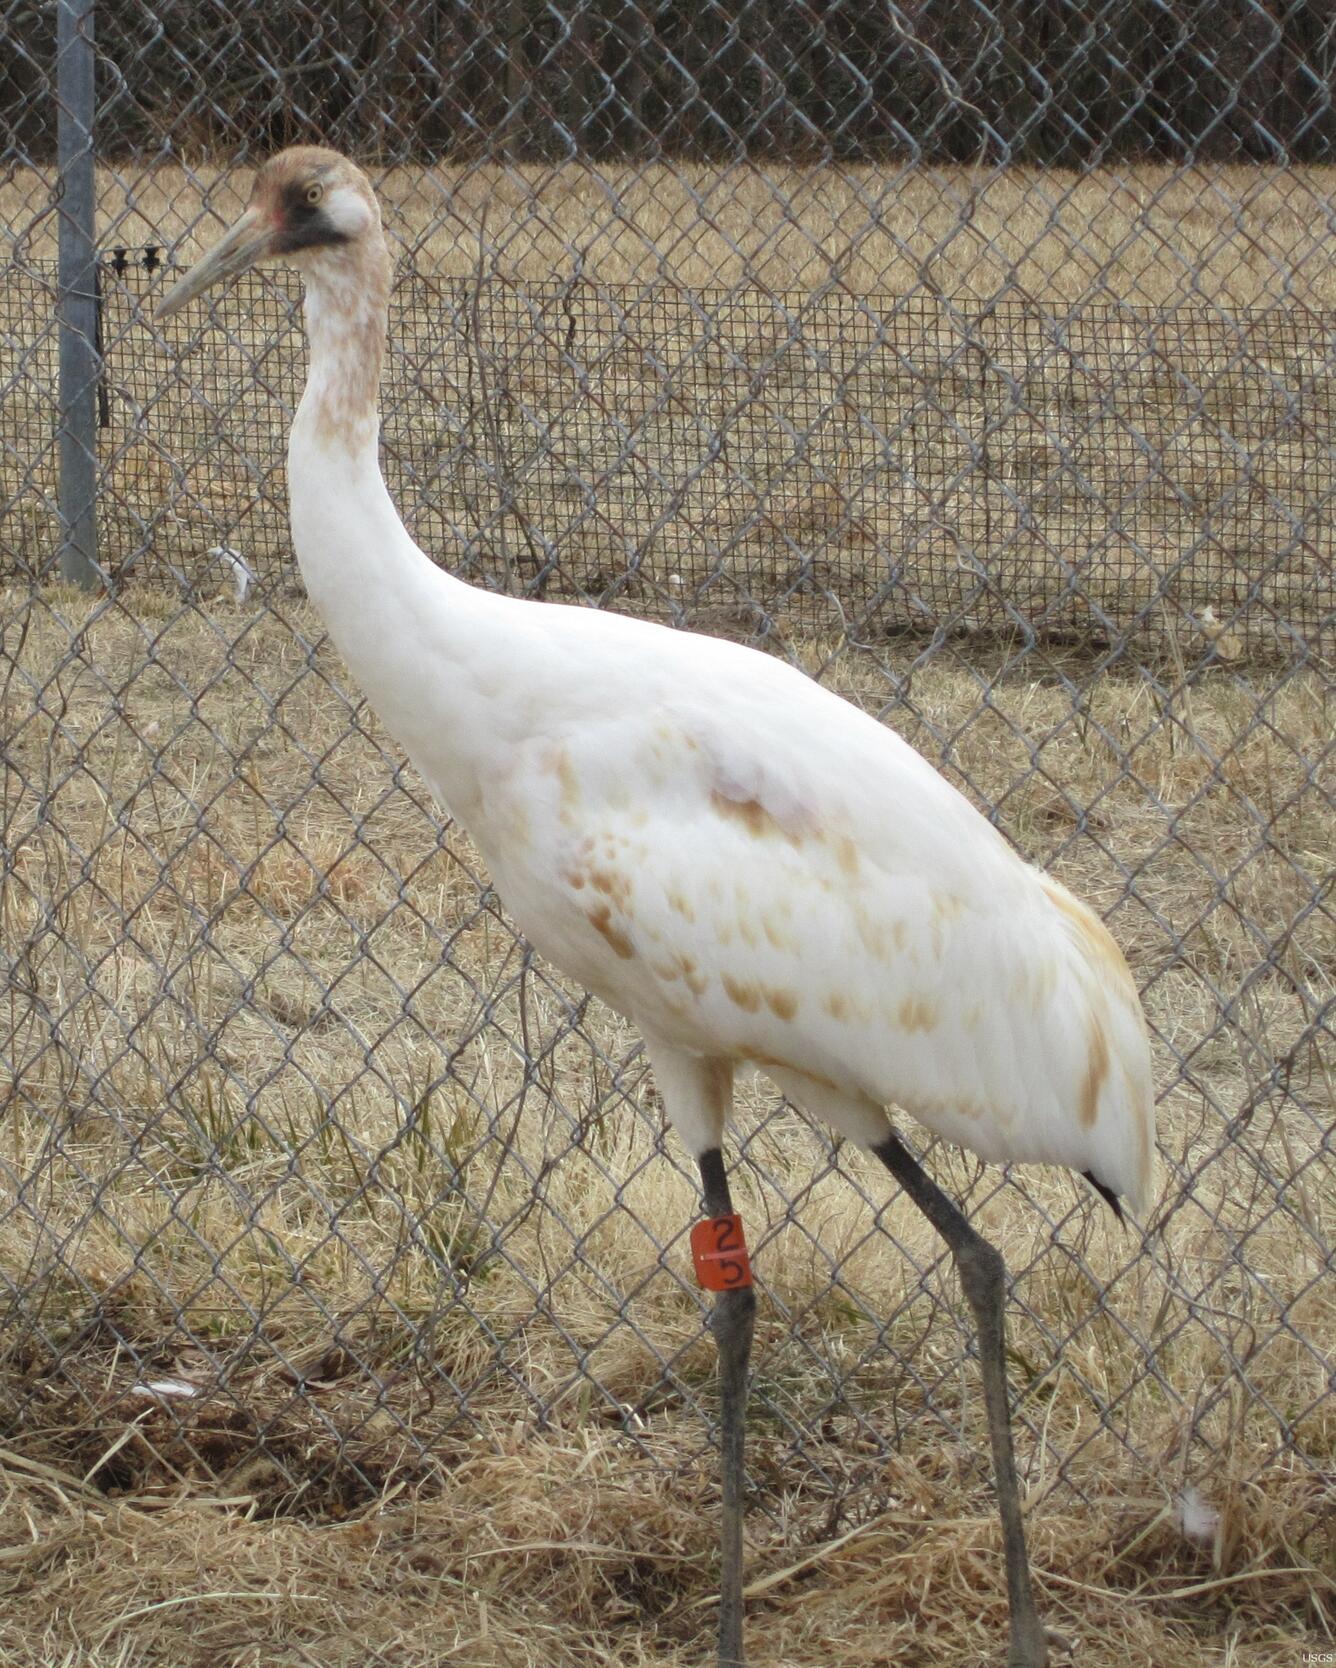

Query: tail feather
[1082,1169,1125,1222]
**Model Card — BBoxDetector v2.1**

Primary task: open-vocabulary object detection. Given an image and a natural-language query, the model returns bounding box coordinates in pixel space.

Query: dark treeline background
[12,0,1336,163]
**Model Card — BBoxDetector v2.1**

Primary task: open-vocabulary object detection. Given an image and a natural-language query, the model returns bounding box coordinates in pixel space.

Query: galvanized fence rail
[1,0,1332,1561]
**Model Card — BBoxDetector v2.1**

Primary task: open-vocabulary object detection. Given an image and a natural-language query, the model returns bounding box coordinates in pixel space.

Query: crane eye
[304,182,324,207]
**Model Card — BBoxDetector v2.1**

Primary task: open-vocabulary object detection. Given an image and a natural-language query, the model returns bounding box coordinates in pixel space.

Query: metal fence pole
[56,0,100,590]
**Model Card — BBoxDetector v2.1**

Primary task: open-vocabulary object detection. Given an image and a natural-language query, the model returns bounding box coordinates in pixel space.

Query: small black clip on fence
[107,246,163,274]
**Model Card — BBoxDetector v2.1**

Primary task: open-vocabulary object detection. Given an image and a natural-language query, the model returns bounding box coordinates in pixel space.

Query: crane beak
[156,209,277,320]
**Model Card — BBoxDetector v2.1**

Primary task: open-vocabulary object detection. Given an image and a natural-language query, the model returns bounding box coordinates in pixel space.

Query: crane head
[157,148,381,319]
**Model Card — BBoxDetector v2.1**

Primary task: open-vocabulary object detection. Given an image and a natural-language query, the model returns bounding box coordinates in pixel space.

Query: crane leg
[699,1147,756,1668]
[871,1132,1050,1668]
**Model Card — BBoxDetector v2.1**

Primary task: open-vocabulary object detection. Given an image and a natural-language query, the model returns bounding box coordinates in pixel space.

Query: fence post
[56,0,101,590]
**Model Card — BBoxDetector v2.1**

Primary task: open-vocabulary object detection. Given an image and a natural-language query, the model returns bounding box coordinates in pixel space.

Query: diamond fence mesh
[1,0,1333,1623]
[15,259,1336,649]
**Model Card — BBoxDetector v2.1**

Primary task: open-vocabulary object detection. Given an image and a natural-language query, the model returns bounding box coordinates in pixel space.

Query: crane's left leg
[872,1132,1050,1668]
[698,1145,755,1668]
[641,1039,754,1668]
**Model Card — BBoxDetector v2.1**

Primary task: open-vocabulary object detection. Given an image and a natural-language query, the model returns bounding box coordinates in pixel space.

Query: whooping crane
[158,148,1156,1668]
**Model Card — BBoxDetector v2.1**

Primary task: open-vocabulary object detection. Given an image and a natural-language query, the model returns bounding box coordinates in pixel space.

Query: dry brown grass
[4,159,1334,654]
[10,158,1336,307]
[2,584,1332,1665]
[0,1442,1322,1667]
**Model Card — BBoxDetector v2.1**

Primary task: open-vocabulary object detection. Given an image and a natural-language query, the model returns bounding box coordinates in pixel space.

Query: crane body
[158,148,1157,1668]
[291,423,1152,1213]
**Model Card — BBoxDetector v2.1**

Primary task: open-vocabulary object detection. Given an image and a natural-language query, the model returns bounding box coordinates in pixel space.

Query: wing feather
[482,652,1155,1212]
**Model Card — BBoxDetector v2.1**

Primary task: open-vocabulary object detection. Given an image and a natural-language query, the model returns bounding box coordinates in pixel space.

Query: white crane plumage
[158,148,1156,1668]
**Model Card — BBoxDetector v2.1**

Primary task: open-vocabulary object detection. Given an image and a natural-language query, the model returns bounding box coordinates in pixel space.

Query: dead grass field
[3,161,1334,651]
[9,158,1336,306]
[1,584,1332,1666]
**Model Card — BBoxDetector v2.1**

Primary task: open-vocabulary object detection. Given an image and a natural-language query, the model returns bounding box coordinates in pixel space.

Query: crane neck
[284,231,504,831]
[292,237,393,460]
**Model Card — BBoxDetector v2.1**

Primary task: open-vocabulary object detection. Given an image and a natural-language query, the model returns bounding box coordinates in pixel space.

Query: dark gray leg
[873,1133,1049,1668]
[699,1147,756,1668]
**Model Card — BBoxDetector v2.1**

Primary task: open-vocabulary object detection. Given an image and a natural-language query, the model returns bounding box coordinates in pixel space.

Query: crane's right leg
[872,1131,1049,1668]
[761,1069,1050,1668]
[641,1040,753,1668]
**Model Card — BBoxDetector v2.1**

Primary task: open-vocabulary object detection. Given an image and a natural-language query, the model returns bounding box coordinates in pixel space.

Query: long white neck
[285,239,512,830]
[290,241,389,459]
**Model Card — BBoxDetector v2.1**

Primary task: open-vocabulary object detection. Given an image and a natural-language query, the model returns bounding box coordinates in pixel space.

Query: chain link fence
[2,0,1333,1627]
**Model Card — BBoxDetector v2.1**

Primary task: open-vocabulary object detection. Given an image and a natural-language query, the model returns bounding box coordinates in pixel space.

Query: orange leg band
[691,1213,754,1291]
